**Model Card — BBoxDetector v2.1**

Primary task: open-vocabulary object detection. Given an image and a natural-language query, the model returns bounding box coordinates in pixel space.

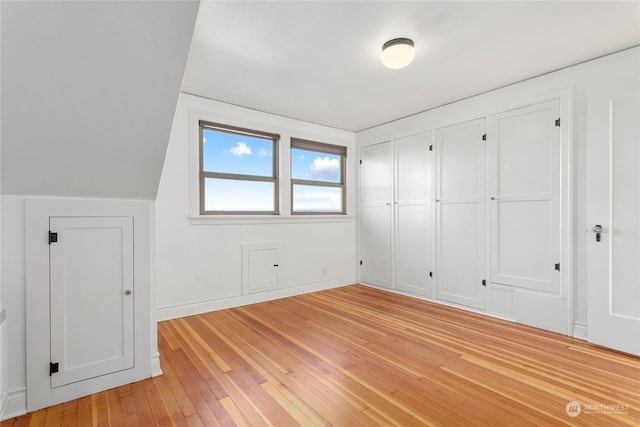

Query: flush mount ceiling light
[381,38,415,69]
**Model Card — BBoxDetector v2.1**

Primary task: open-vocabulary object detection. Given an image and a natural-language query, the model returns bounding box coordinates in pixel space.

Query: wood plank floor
[3,285,639,426]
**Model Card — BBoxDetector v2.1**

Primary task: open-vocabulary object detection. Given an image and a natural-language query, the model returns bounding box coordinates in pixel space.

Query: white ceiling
[183,1,640,132]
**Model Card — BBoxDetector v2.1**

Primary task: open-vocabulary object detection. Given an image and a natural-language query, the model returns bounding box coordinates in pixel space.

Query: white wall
[357,47,639,338]
[155,94,358,320]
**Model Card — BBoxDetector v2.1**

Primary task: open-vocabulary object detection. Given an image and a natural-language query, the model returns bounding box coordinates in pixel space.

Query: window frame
[290,137,347,215]
[199,120,280,215]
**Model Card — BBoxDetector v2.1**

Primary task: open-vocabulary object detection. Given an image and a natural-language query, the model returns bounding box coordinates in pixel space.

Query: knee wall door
[49,217,135,389]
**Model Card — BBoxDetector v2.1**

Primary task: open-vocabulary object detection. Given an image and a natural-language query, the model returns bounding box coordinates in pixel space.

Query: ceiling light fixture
[381,38,415,69]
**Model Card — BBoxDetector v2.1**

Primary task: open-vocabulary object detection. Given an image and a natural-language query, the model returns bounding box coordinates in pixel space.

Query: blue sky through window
[202,129,273,177]
[291,149,340,182]
[202,127,276,212]
[292,184,342,212]
[291,148,343,212]
[201,127,344,213]
[204,178,274,211]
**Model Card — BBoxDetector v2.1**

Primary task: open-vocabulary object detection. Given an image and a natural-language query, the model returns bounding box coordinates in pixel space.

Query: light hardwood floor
[3,285,639,426]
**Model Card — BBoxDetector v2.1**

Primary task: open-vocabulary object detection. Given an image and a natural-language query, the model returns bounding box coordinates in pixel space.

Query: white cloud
[310,157,340,181]
[230,141,252,156]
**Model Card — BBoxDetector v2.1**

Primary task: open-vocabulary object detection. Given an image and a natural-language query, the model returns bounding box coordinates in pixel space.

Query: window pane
[203,129,273,177]
[204,178,274,212]
[292,184,342,212]
[291,149,341,183]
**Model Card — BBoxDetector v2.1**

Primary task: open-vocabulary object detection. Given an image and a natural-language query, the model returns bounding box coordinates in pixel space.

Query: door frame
[25,198,156,412]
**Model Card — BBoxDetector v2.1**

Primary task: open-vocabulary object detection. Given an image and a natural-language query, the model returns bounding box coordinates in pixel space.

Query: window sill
[187,215,356,226]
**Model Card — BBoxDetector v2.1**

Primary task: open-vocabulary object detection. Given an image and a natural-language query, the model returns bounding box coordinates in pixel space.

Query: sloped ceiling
[183,1,640,132]
[1,0,199,199]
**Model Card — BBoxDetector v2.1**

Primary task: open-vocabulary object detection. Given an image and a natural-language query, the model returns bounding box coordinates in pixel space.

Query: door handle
[592,225,602,242]
[124,290,132,296]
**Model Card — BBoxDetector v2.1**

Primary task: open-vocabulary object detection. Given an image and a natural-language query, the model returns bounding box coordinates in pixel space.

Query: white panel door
[436,119,486,309]
[49,216,134,388]
[489,100,561,294]
[394,132,433,296]
[587,65,640,355]
[360,142,393,288]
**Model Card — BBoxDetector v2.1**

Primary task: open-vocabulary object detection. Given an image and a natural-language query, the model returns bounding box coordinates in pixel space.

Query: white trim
[572,322,589,341]
[157,277,353,321]
[151,353,163,378]
[188,214,355,226]
[1,388,27,422]
[361,282,514,323]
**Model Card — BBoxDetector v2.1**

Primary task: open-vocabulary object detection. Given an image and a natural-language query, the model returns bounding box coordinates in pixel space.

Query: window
[200,121,279,214]
[291,138,346,214]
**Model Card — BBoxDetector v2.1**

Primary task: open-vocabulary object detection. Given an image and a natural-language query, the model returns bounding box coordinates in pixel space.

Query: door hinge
[50,362,59,376]
[429,271,433,278]
[48,231,58,244]
[555,263,561,272]
[482,279,487,287]
[482,134,486,141]
[555,118,561,127]
[429,145,433,151]
[359,260,363,265]
[359,159,362,165]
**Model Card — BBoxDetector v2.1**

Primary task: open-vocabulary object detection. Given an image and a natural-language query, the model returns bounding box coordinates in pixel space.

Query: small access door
[49,216,134,387]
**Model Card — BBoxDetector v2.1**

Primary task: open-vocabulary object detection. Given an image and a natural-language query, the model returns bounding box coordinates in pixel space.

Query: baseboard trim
[1,387,27,422]
[572,321,588,341]
[151,353,163,377]
[362,282,516,324]
[157,277,354,321]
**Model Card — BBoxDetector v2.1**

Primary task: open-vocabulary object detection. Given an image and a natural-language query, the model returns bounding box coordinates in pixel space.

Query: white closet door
[489,100,561,294]
[394,132,433,296]
[360,142,393,288]
[49,216,134,388]
[436,119,486,309]
[587,67,640,355]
